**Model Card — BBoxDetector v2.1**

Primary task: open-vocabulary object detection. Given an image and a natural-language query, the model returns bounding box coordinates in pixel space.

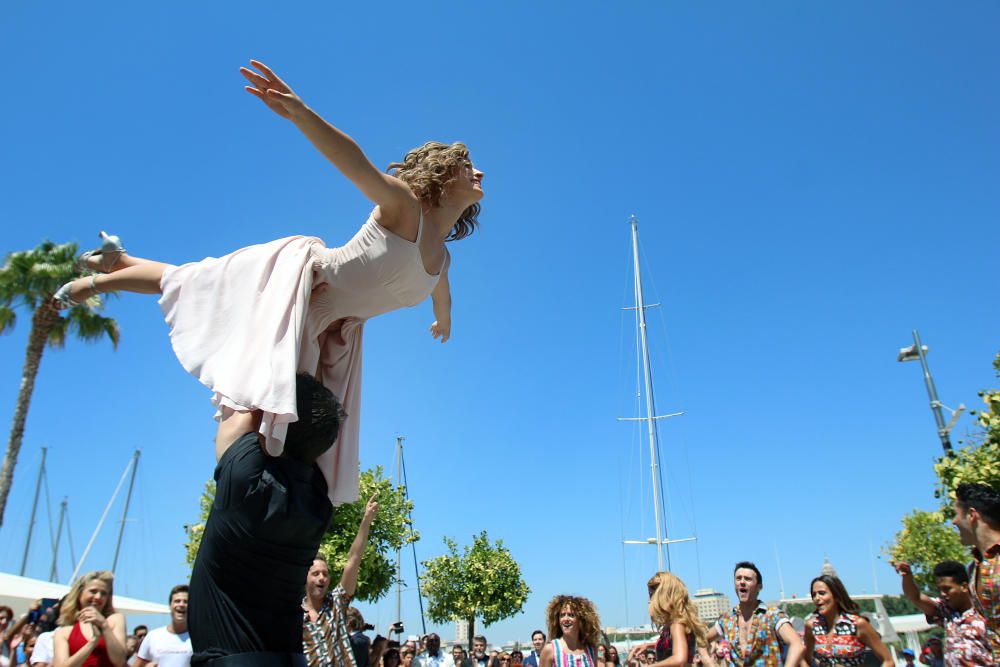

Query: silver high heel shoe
[76,231,126,274]
[53,276,100,310]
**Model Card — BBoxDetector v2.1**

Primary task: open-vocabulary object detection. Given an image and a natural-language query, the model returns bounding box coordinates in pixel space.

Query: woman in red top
[52,571,127,667]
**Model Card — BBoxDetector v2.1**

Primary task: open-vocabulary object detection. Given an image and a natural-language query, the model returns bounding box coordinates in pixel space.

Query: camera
[364,623,376,632]
[391,621,404,634]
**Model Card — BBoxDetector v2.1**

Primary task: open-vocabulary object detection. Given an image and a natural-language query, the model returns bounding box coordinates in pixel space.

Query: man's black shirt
[189,433,333,665]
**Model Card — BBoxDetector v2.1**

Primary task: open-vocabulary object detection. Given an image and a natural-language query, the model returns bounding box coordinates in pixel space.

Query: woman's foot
[53,275,100,310]
[77,231,127,274]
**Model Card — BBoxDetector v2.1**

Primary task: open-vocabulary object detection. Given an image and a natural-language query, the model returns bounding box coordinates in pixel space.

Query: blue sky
[2,0,999,646]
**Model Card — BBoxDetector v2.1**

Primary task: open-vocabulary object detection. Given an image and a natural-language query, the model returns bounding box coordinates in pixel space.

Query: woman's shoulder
[848,613,869,628]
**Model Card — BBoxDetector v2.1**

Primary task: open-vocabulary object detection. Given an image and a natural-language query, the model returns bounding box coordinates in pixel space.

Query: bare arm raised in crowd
[339,494,379,597]
[893,563,937,617]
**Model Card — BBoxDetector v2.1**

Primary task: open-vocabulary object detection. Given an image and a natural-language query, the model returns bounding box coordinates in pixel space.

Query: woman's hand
[77,607,108,634]
[239,60,307,120]
[429,320,451,343]
[627,644,651,664]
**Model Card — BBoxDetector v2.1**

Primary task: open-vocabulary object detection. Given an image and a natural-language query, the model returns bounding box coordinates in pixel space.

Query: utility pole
[897,330,964,456]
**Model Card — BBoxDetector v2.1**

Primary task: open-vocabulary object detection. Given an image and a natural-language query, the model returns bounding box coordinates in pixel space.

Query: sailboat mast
[629,216,667,571]
[395,436,404,629]
[20,447,47,576]
[112,450,141,574]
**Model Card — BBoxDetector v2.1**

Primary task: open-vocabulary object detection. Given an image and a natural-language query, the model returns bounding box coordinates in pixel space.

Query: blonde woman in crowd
[52,571,127,667]
[537,595,605,667]
[628,572,707,667]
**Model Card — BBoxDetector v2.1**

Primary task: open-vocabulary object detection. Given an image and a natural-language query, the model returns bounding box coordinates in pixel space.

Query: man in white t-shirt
[29,630,54,666]
[134,585,192,667]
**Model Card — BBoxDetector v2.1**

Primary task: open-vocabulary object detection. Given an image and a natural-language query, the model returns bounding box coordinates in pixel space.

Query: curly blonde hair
[647,572,707,647]
[545,595,602,652]
[59,570,116,626]
[387,141,480,241]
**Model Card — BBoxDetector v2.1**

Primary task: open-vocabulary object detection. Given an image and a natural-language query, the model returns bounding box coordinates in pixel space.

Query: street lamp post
[897,329,964,456]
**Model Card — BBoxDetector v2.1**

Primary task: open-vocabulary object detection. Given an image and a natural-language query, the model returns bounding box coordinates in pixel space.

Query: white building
[692,588,730,624]
[454,619,470,646]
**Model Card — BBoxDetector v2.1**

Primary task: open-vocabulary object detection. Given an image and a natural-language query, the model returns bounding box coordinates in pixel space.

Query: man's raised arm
[339,494,379,597]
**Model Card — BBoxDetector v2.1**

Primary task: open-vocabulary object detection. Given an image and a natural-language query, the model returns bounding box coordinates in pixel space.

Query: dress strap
[414,210,425,244]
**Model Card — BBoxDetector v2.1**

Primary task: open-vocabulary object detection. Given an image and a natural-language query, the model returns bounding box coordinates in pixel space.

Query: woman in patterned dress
[804,575,893,667]
[537,596,605,667]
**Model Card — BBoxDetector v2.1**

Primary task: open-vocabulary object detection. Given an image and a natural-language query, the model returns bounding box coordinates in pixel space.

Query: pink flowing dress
[158,212,441,505]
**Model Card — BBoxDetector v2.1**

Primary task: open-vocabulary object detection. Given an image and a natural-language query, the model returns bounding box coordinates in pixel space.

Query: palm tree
[0,240,120,527]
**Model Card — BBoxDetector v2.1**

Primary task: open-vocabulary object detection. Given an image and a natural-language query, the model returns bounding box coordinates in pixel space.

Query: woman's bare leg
[81,252,157,274]
[59,261,172,303]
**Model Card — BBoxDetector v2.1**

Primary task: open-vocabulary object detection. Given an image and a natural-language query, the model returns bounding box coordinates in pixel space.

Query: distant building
[454,619,470,646]
[692,588,730,624]
[821,556,837,578]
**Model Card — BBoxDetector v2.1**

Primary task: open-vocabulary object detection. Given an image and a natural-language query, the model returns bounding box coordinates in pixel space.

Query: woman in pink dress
[54,61,485,505]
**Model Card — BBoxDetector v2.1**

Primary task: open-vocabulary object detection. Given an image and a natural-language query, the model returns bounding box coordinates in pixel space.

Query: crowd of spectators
[1,481,995,667]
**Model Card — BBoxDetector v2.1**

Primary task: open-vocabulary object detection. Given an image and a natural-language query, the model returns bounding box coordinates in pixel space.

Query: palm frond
[0,305,15,335]
[0,240,80,308]
[63,308,120,350]
[47,316,68,349]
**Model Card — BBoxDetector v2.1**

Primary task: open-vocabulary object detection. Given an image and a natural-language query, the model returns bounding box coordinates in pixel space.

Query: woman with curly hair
[627,572,707,667]
[804,575,892,667]
[537,595,605,667]
[52,571,127,667]
[53,60,484,505]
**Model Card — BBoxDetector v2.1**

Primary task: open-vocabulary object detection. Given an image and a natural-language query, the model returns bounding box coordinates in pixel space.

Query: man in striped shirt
[302,495,378,667]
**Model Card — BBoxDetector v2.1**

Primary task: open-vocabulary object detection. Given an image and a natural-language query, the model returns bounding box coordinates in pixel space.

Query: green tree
[885,509,966,591]
[421,531,531,650]
[0,241,120,527]
[885,351,1000,587]
[184,466,415,601]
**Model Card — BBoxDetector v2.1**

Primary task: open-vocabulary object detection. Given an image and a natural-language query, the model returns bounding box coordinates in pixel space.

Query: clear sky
[1,0,999,647]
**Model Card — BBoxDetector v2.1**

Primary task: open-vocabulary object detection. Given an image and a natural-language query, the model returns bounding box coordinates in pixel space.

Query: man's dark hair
[134,625,148,633]
[168,584,189,604]
[346,606,365,632]
[955,483,1000,525]
[734,561,763,587]
[531,630,546,640]
[933,560,969,584]
[473,635,487,644]
[284,373,345,464]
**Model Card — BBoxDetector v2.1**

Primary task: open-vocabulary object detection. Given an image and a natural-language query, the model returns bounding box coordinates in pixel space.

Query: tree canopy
[422,531,530,649]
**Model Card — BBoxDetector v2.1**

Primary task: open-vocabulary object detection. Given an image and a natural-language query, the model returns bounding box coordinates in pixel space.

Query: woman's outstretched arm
[240,61,416,216]
[429,254,452,343]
